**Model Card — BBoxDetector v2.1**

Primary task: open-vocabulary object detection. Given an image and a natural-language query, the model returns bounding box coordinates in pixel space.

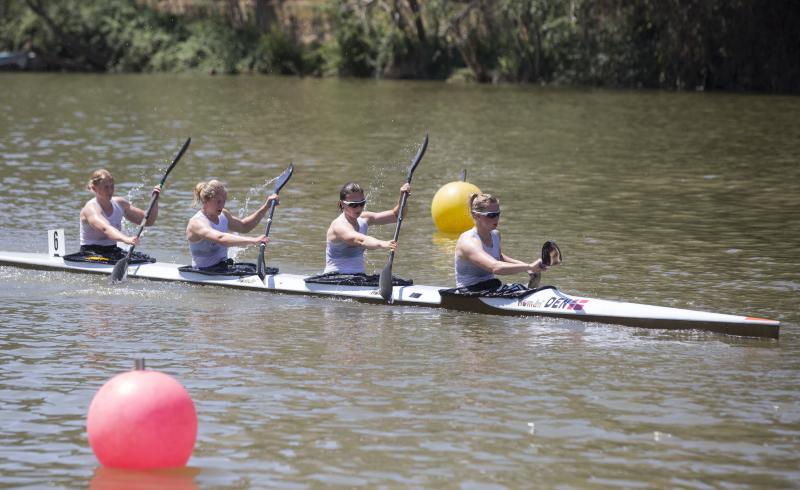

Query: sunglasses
[342,199,367,208]
[473,210,501,219]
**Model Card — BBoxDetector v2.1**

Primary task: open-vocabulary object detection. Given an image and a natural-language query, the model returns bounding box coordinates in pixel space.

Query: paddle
[110,137,191,283]
[527,240,562,289]
[257,162,294,281]
[378,134,429,302]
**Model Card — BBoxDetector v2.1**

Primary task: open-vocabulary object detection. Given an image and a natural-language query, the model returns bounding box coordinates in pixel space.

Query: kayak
[0,250,780,339]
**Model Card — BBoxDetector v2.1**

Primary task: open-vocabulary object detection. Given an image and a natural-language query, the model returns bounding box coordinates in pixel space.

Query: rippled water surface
[1,74,799,488]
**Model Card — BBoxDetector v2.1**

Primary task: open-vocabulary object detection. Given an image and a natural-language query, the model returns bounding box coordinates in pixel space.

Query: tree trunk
[255,0,281,34]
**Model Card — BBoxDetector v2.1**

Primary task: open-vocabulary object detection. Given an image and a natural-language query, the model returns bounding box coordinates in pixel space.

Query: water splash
[237,175,277,218]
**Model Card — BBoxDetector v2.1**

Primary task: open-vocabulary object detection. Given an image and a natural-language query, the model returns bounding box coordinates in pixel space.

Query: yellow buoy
[431,181,481,233]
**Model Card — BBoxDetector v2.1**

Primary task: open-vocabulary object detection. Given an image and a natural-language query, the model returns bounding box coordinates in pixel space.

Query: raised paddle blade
[527,241,563,289]
[257,162,294,281]
[405,134,428,183]
[378,134,428,302]
[272,162,294,194]
[542,240,562,266]
[110,137,192,284]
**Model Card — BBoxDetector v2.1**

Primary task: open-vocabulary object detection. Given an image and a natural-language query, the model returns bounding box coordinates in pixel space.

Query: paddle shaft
[257,202,277,255]
[384,190,410,264]
[124,138,190,260]
[379,134,428,301]
[264,203,277,236]
[386,135,428,254]
[257,163,294,280]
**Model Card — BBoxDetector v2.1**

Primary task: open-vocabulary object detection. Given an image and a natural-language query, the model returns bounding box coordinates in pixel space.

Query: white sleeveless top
[80,198,124,246]
[324,215,368,274]
[455,228,501,287]
[188,210,229,268]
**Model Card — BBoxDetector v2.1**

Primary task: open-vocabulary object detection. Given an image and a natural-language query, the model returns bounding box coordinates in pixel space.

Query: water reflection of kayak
[0,250,779,339]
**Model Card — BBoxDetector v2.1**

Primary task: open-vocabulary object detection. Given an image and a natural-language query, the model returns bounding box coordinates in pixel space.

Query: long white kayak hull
[0,251,780,339]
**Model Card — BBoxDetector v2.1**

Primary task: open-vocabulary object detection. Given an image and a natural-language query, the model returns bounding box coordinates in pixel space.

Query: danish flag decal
[544,296,590,311]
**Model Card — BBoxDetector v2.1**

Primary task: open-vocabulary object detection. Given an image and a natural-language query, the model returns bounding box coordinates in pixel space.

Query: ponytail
[470,193,499,213]
[192,179,226,208]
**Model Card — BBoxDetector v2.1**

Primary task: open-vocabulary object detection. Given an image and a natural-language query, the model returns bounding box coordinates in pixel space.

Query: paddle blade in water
[110,257,129,283]
[256,243,266,281]
[527,272,541,290]
[378,261,394,303]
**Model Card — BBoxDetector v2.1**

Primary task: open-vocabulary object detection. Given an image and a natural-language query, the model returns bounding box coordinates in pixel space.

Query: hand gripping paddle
[257,163,294,281]
[378,134,429,302]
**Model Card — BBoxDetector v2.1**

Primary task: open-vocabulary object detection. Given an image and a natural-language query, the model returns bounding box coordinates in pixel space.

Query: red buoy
[87,360,197,469]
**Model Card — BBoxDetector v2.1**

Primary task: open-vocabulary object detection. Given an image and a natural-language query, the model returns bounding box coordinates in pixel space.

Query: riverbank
[2,0,798,92]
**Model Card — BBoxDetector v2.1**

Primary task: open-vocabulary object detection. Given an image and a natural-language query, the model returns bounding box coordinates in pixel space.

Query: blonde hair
[193,180,227,208]
[87,169,113,191]
[469,193,499,213]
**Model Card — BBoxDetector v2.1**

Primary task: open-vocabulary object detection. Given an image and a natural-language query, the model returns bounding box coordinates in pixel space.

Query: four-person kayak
[0,250,780,339]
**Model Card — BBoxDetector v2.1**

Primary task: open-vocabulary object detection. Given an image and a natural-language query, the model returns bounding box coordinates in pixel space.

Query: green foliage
[241,28,319,75]
[172,18,246,74]
[2,0,797,92]
[0,2,43,50]
[324,3,377,77]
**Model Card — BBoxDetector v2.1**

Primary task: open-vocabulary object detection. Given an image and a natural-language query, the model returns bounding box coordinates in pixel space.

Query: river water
[1,73,798,488]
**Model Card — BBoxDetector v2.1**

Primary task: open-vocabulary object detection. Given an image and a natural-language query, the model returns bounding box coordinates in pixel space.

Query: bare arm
[500,252,529,266]
[118,186,161,227]
[186,216,268,247]
[328,219,395,251]
[227,194,278,233]
[457,235,543,276]
[364,183,410,226]
[82,202,137,245]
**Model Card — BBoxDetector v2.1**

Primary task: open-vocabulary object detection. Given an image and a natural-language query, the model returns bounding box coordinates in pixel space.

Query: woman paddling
[451,193,559,294]
[75,169,160,262]
[185,179,279,273]
[324,182,411,273]
[304,182,413,286]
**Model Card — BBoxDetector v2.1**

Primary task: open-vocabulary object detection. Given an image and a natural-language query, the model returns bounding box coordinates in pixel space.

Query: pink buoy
[87,360,197,469]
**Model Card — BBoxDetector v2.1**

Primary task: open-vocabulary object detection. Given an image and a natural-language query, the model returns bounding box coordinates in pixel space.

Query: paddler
[323,182,411,274]
[78,169,161,261]
[452,193,559,292]
[186,179,279,272]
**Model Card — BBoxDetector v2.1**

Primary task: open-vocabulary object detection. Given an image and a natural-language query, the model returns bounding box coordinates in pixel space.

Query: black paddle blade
[542,240,562,266]
[272,162,294,194]
[527,271,541,290]
[406,134,428,182]
[378,259,394,302]
[528,241,561,289]
[257,243,267,281]
[110,257,129,283]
